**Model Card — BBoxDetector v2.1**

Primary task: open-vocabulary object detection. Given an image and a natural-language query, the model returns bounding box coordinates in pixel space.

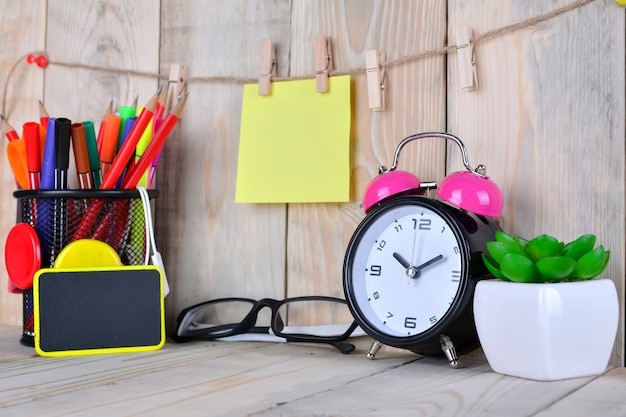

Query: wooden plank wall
[447,0,625,367]
[0,0,623,366]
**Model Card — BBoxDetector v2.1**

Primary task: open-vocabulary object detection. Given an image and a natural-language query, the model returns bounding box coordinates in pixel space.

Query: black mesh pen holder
[13,189,159,346]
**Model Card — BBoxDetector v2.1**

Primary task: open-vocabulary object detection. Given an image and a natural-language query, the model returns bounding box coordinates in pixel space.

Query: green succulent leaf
[481,254,509,281]
[536,256,576,282]
[486,241,527,264]
[525,234,563,262]
[515,236,529,249]
[601,250,611,271]
[499,253,540,283]
[562,234,596,261]
[494,231,526,251]
[486,232,608,283]
[572,246,609,279]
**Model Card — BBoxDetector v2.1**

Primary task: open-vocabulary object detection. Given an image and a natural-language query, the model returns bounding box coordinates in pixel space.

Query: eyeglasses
[172,296,362,354]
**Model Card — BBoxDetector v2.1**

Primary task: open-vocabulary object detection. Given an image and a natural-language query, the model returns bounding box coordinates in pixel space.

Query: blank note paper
[236,75,351,203]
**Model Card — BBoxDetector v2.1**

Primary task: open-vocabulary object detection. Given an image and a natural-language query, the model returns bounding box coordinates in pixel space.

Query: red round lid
[5,223,41,290]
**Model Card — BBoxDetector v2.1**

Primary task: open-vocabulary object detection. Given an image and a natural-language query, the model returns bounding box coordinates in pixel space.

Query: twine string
[1,0,596,119]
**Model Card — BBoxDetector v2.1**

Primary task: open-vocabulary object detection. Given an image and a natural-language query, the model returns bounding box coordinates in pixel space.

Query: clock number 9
[369,265,382,276]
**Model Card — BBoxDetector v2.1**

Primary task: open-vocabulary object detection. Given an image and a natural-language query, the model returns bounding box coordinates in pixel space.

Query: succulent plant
[482,231,610,283]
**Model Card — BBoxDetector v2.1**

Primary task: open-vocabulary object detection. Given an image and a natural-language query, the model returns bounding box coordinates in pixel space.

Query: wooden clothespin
[165,64,188,113]
[258,38,276,96]
[314,35,333,93]
[455,27,478,91]
[365,50,386,111]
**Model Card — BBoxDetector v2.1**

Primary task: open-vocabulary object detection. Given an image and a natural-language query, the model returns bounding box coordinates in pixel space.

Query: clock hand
[409,254,444,279]
[392,252,411,269]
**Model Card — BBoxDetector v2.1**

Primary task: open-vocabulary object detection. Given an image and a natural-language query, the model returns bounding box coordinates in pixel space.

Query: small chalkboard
[33,266,165,356]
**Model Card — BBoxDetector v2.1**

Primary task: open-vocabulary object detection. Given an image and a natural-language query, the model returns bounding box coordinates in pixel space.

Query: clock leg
[366,339,384,360]
[440,335,461,369]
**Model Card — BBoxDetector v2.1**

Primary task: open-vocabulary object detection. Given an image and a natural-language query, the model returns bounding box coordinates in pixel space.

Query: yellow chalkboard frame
[33,266,165,357]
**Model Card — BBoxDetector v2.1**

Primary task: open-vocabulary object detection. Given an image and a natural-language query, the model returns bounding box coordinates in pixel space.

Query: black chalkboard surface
[33,266,164,356]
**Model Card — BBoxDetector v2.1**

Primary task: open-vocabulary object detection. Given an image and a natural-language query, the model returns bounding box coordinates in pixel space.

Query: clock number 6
[404,317,417,329]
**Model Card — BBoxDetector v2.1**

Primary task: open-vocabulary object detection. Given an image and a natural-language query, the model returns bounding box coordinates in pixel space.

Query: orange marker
[70,123,93,189]
[99,113,121,180]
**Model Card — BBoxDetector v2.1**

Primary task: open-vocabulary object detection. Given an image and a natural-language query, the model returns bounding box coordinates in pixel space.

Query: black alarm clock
[343,132,503,367]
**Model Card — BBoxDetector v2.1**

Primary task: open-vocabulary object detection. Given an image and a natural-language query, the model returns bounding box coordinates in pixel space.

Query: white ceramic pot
[473,278,618,381]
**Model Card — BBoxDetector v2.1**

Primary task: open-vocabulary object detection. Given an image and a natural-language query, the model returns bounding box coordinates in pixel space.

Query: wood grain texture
[255,356,598,417]
[44,0,160,190]
[0,325,618,417]
[44,0,160,122]
[447,0,625,367]
[285,0,448,306]
[157,1,292,325]
[0,0,46,326]
[535,368,626,417]
[0,0,624,369]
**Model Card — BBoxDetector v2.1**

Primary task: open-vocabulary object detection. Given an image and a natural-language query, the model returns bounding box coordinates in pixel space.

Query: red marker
[23,122,41,190]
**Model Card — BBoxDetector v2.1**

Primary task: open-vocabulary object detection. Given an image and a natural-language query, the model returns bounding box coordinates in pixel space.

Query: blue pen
[37,118,57,266]
[40,118,57,190]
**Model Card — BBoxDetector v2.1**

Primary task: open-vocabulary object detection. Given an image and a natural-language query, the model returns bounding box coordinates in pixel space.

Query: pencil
[1,115,20,142]
[96,100,113,154]
[101,92,158,189]
[38,100,49,127]
[122,93,188,189]
[153,86,167,132]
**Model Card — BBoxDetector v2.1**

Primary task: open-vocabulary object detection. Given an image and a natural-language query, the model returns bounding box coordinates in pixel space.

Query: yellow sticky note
[236,75,351,203]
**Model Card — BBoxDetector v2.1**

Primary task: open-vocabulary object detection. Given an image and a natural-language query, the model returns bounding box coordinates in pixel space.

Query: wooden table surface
[0,325,624,417]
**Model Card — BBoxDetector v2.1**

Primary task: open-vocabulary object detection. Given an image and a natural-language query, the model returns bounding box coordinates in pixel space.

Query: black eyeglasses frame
[172,296,360,354]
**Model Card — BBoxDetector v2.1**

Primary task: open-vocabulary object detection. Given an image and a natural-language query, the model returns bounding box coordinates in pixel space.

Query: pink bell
[363,170,424,213]
[437,170,503,218]
[363,132,504,218]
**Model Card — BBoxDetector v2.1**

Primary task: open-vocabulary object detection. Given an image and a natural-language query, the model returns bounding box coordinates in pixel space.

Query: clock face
[345,199,468,339]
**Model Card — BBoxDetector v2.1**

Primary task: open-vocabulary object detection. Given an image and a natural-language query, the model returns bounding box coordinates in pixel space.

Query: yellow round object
[54,239,122,269]
[616,0,626,6]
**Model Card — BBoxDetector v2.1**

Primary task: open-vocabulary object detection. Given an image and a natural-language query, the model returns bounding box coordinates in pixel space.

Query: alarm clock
[343,132,503,367]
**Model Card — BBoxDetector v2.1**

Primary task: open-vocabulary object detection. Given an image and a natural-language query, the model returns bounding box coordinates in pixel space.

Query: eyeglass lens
[181,298,354,338]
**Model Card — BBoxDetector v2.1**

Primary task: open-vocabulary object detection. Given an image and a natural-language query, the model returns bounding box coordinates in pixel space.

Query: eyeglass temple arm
[282,337,356,354]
